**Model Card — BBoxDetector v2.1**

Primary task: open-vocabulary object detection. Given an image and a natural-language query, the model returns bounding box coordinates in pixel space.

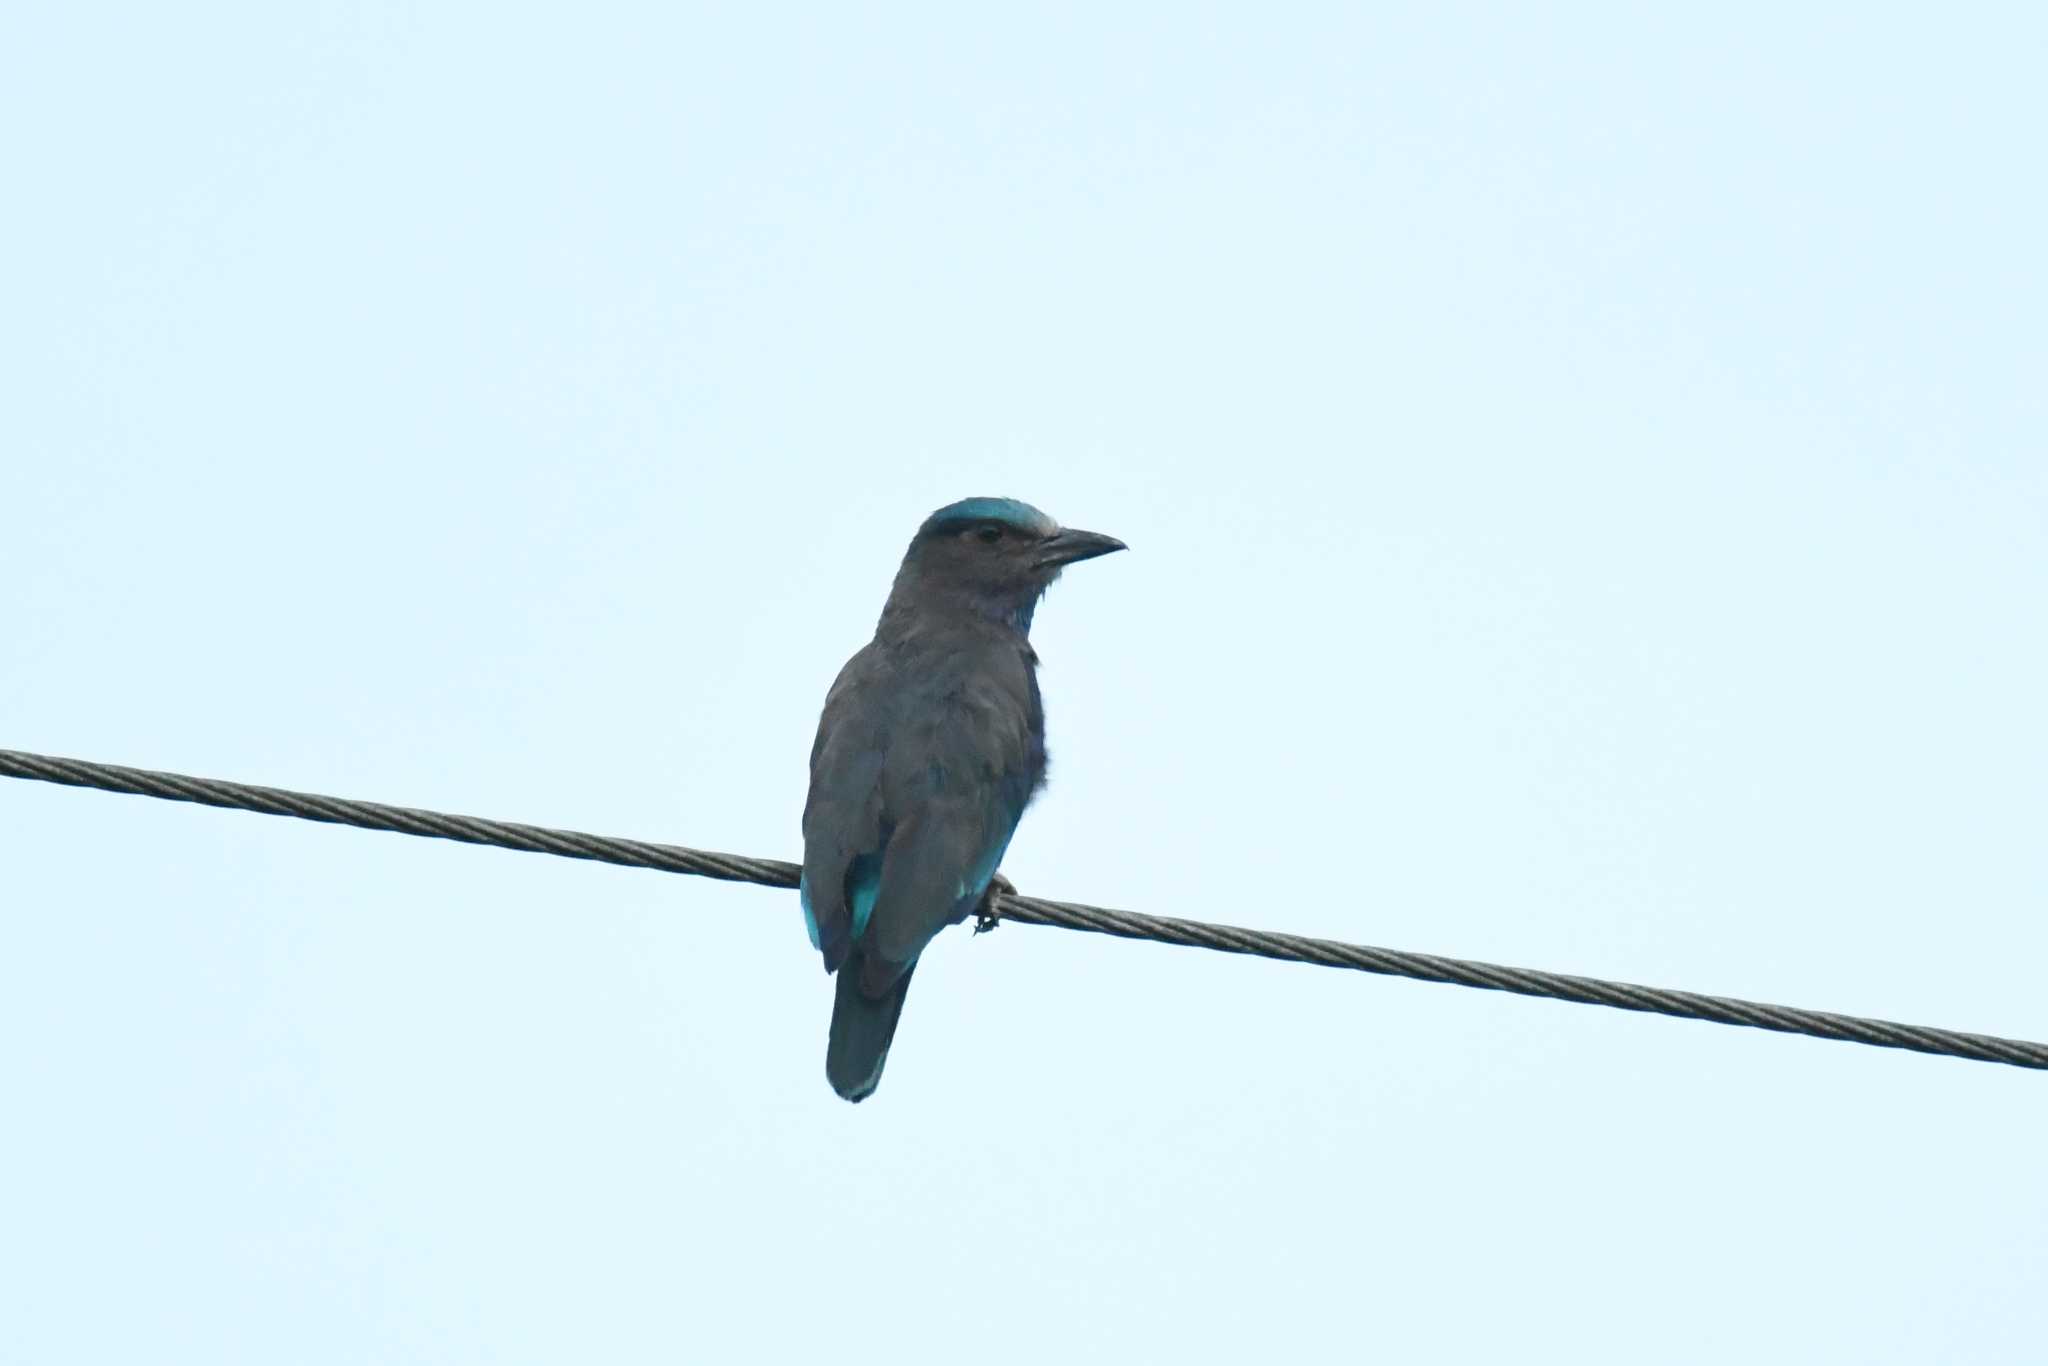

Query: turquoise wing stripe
[798,873,823,949]
[954,826,1016,910]
[848,857,883,941]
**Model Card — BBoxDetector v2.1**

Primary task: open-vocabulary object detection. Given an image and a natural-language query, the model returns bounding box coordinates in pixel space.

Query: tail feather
[826,957,915,1103]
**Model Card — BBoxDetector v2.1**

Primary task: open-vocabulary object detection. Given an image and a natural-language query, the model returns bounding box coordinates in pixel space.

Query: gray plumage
[799,497,1125,1101]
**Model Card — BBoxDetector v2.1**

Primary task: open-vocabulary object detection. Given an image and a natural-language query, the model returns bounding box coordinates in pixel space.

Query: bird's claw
[973,874,1016,935]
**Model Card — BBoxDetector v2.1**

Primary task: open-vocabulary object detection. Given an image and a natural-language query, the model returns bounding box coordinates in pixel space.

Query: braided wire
[3,746,2042,1072]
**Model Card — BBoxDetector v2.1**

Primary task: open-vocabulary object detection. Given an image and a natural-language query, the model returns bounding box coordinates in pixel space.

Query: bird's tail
[826,956,915,1103]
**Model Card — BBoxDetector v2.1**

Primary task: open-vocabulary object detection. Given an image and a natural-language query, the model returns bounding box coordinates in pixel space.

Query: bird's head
[891,496,1126,632]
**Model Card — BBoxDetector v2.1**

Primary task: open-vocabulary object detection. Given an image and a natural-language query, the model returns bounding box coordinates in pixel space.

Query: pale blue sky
[4,5,2045,1362]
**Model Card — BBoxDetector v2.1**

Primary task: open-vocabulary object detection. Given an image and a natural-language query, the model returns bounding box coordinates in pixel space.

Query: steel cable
[4,746,2042,1072]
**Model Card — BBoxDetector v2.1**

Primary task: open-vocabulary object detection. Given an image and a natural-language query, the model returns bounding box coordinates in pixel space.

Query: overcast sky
[5,5,2045,1362]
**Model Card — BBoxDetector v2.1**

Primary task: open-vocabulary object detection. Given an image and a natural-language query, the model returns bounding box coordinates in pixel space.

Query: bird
[798,496,1126,1102]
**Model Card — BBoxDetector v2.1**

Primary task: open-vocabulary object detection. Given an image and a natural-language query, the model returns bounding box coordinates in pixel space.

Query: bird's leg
[973,873,1016,935]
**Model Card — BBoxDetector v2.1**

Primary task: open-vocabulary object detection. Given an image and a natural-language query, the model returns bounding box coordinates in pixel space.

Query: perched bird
[799,497,1126,1102]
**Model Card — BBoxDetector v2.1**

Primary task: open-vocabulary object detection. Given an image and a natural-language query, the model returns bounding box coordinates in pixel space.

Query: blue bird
[799,497,1126,1101]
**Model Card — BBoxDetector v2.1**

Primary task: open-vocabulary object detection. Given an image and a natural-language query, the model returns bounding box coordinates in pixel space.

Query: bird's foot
[973,874,1016,935]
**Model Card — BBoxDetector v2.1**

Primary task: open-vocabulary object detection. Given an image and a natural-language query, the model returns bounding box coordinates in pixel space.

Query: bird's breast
[869,642,1045,806]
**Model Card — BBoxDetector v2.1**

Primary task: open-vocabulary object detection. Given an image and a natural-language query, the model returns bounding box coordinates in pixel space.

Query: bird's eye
[975,525,1003,544]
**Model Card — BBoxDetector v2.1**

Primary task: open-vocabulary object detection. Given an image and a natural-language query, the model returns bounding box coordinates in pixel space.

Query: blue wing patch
[799,874,822,950]
[954,827,1015,908]
[848,852,883,941]
[802,853,886,951]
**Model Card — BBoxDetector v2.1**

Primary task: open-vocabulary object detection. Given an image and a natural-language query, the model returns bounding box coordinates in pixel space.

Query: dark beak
[1038,528,1128,569]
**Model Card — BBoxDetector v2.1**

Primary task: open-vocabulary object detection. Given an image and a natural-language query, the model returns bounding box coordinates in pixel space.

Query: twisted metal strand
[3,746,2042,1072]
[0,747,800,888]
